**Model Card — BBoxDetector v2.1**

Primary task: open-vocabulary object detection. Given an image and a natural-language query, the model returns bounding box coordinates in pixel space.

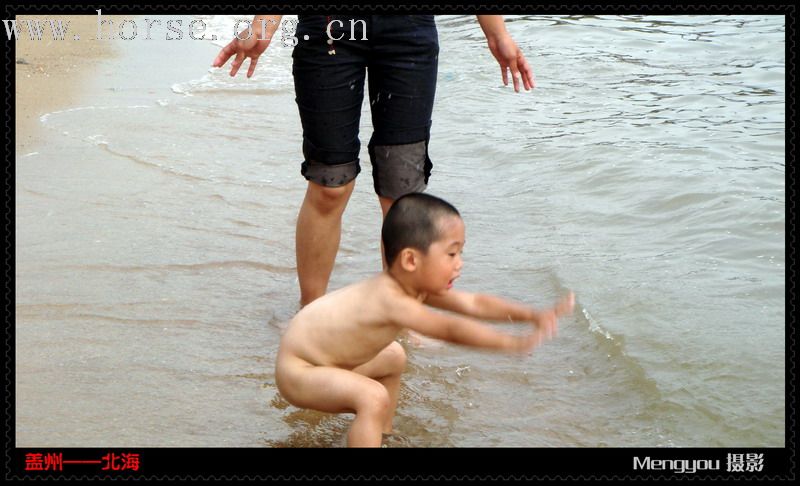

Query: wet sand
[14,15,119,152]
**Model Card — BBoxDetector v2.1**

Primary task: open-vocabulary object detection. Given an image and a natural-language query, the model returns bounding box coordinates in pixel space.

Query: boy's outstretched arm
[425,290,575,330]
[389,294,572,353]
[389,300,537,353]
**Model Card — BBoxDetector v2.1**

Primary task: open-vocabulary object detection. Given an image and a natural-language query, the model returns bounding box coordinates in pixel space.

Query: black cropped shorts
[292,15,439,200]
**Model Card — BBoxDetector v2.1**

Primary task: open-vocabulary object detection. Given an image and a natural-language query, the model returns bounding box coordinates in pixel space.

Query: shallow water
[15,14,784,447]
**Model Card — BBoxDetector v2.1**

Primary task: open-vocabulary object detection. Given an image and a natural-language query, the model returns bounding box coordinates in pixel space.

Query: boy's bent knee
[357,382,391,416]
[386,341,407,374]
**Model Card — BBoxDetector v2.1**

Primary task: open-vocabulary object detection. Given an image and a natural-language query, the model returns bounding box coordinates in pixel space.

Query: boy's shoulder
[311,272,425,326]
[374,272,426,298]
[346,273,424,313]
[373,273,430,317]
[324,273,417,306]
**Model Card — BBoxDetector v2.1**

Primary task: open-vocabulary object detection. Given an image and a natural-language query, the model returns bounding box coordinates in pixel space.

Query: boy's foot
[381,432,411,448]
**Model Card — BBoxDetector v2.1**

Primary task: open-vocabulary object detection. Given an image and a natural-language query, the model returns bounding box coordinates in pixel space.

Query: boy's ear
[399,248,418,272]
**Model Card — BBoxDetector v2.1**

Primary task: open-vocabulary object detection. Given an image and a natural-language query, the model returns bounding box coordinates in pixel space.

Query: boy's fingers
[556,292,575,316]
[501,65,509,86]
[519,329,544,353]
[529,330,543,350]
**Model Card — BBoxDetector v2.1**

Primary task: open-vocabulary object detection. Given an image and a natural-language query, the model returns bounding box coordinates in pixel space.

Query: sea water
[15,14,785,447]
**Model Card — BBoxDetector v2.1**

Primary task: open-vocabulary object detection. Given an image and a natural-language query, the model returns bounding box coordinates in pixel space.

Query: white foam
[582,307,614,341]
[171,15,296,96]
[84,134,109,145]
[40,105,151,124]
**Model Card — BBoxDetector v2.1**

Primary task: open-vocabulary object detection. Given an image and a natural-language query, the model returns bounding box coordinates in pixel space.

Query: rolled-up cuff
[300,159,361,187]
[371,141,432,200]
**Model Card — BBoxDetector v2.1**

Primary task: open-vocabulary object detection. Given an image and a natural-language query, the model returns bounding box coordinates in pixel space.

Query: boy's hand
[511,292,575,353]
[534,291,575,340]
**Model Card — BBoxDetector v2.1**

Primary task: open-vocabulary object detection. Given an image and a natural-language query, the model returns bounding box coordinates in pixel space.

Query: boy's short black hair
[382,193,461,267]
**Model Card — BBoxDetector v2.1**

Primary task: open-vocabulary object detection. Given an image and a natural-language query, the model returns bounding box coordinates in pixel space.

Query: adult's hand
[477,15,535,92]
[212,15,282,78]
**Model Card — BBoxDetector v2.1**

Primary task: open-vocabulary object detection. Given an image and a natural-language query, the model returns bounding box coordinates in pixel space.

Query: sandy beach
[14,15,120,152]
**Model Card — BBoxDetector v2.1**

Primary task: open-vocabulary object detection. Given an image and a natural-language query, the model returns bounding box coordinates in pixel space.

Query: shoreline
[14,15,121,153]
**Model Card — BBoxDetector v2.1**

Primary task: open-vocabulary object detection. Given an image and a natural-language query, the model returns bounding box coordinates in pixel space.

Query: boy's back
[279,273,412,370]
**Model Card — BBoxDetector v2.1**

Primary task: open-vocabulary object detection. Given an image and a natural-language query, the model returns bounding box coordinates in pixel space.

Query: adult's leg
[379,196,393,217]
[377,196,393,269]
[367,15,439,202]
[370,16,439,270]
[296,180,355,306]
[292,16,369,305]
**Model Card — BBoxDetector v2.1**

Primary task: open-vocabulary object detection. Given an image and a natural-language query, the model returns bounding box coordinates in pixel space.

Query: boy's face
[417,215,465,295]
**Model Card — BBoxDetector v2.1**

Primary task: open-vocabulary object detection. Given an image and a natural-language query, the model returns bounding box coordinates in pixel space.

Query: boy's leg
[276,354,392,447]
[352,341,407,434]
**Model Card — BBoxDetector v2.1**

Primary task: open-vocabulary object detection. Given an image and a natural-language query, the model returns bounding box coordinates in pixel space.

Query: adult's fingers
[518,54,534,90]
[503,55,525,92]
[230,51,246,77]
[212,41,235,68]
[510,62,522,93]
[246,56,259,78]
